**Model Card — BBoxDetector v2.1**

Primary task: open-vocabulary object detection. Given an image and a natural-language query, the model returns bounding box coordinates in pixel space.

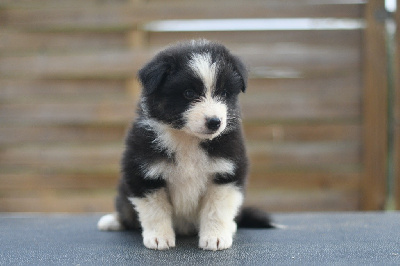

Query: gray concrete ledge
[1,212,399,265]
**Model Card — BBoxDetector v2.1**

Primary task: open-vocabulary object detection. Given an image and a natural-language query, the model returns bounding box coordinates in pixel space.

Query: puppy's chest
[164,141,211,215]
[154,131,234,217]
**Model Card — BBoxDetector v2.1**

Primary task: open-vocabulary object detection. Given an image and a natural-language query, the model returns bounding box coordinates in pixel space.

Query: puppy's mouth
[189,130,223,140]
[184,117,226,140]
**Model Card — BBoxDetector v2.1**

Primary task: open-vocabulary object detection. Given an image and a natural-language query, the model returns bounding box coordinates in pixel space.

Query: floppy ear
[138,55,174,96]
[231,55,248,93]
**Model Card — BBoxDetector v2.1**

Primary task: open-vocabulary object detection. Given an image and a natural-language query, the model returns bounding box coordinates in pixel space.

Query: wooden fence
[0,0,397,212]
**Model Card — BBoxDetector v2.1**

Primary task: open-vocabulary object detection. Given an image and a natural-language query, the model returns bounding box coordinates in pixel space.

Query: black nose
[206,117,221,131]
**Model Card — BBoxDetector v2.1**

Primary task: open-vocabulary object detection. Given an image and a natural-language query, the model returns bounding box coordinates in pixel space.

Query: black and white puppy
[98,40,272,251]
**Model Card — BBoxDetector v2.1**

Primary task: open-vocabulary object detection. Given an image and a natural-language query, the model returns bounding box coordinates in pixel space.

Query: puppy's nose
[206,117,221,131]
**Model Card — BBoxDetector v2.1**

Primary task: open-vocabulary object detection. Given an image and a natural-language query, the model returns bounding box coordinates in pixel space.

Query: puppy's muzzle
[206,117,221,132]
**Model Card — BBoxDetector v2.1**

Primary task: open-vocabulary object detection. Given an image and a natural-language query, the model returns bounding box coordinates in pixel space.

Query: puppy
[98,40,272,251]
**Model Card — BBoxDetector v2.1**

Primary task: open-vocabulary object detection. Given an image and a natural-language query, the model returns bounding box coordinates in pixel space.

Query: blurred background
[0,0,399,213]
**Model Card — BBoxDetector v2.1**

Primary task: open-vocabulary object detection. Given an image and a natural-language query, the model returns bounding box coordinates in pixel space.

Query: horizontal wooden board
[248,141,361,169]
[248,171,361,191]
[1,0,366,8]
[0,75,362,126]
[0,50,148,79]
[0,79,127,103]
[0,188,360,212]
[0,102,136,125]
[0,123,360,147]
[0,83,361,127]
[0,140,361,172]
[0,30,127,54]
[2,2,365,32]
[0,124,127,146]
[241,79,361,121]
[148,30,362,48]
[0,189,116,212]
[245,188,360,212]
[0,143,123,168]
[0,73,360,103]
[248,74,361,93]
[243,124,361,142]
[0,169,360,192]
[0,44,360,79]
[0,173,119,190]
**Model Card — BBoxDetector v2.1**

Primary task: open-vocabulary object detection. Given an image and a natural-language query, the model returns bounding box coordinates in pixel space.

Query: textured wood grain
[361,0,388,210]
[0,45,360,79]
[2,1,365,32]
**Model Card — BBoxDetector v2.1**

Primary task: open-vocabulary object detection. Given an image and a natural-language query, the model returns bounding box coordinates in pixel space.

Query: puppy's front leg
[199,184,243,251]
[129,188,175,250]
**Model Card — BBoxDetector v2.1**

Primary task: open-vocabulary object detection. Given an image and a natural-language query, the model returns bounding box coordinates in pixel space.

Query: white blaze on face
[189,53,217,92]
[185,53,227,139]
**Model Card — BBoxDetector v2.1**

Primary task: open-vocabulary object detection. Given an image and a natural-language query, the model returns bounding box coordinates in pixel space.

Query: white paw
[97,213,124,231]
[199,233,233,251]
[143,230,176,250]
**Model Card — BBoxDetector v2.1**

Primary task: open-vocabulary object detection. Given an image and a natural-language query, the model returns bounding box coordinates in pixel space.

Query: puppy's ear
[138,55,174,96]
[232,55,248,93]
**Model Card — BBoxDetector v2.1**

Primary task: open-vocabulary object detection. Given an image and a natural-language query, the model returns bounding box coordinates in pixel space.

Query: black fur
[236,207,275,228]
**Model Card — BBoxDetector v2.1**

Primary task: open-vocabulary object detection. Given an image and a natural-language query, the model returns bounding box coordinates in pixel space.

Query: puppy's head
[138,40,247,140]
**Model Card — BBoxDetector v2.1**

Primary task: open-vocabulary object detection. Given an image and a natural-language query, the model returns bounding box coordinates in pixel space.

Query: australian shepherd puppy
[98,40,272,251]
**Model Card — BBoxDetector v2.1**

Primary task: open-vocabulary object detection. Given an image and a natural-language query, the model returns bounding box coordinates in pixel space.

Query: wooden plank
[0,141,360,170]
[0,188,358,212]
[0,173,118,190]
[2,2,365,32]
[0,102,135,125]
[245,188,360,212]
[241,79,361,121]
[248,172,361,191]
[0,79,126,103]
[0,124,127,146]
[243,124,361,142]
[361,0,388,210]
[0,30,126,54]
[247,141,361,170]
[248,74,361,93]
[0,166,360,192]
[0,143,123,168]
[0,50,149,79]
[0,190,115,212]
[148,30,362,48]
[234,44,360,79]
[0,44,360,79]
[250,75,361,93]
[0,140,361,184]
[244,75,362,121]
[1,0,366,8]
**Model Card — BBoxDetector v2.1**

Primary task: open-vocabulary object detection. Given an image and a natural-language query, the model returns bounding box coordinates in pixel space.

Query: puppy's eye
[183,89,196,100]
[221,90,228,98]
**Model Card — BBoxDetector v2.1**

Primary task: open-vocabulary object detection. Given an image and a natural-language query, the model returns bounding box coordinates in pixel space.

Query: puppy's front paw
[143,230,176,250]
[199,233,233,251]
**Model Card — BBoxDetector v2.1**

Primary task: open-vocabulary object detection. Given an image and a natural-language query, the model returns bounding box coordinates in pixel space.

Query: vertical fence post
[361,0,388,210]
[395,0,400,209]
[126,2,149,102]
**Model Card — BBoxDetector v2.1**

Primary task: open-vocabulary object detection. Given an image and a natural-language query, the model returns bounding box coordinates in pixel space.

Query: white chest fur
[142,120,235,232]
